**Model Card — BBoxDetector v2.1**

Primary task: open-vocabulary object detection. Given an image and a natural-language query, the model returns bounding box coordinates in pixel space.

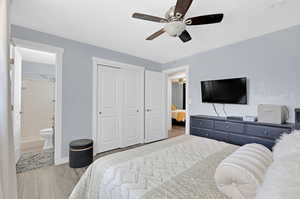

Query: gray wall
[12,25,162,158]
[163,25,300,123]
[172,83,184,109]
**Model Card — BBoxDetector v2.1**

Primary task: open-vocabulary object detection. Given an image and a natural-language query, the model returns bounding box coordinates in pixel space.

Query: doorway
[11,39,64,171]
[163,66,190,138]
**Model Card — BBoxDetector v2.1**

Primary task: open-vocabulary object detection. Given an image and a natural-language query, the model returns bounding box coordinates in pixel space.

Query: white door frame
[12,38,65,165]
[11,46,22,163]
[92,57,145,154]
[163,65,190,135]
[1,1,18,197]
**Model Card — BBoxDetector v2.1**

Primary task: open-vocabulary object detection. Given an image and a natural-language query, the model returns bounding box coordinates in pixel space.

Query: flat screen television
[201,77,247,104]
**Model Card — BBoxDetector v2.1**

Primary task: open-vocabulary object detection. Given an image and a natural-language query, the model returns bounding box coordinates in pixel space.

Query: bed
[171,109,186,126]
[70,135,238,199]
[172,109,186,122]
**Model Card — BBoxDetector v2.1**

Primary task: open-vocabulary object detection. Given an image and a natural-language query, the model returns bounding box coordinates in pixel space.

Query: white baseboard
[55,157,68,165]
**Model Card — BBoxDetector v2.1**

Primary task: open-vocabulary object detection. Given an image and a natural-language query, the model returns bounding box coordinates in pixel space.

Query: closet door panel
[121,70,143,147]
[145,71,167,143]
[97,66,121,152]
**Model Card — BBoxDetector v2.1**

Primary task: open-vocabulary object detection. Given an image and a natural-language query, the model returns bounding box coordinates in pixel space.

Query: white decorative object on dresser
[243,115,257,122]
[257,104,289,124]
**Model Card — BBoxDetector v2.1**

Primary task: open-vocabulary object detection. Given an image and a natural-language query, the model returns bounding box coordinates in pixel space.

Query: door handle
[146,109,152,112]
[99,112,102,115]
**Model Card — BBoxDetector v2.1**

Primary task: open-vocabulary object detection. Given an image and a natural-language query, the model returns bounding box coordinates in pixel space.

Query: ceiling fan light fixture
[164,21,186,37]
[132,0,224,42]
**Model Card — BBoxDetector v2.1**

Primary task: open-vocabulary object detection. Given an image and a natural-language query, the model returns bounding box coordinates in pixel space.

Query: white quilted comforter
[69,135,238,199]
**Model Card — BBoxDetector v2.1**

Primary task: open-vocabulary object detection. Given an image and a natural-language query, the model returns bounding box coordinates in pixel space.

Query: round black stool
[69,139,93,168]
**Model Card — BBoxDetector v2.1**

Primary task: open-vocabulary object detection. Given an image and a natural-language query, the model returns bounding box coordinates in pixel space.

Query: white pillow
[273,130,300,161]
[255,153,300,199]
[215,144,272,199]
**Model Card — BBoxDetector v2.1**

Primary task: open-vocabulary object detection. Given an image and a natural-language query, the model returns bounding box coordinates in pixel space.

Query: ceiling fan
[132,0,224,43]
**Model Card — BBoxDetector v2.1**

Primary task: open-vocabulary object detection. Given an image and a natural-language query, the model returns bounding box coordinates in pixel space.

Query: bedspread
[69,135,238,199]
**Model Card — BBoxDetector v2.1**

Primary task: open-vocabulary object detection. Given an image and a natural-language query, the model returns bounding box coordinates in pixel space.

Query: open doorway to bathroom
[11,43,58,173]
[164,66,190,138]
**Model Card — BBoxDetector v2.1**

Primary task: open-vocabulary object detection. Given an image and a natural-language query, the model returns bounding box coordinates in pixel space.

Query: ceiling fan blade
[146,29,165,40]
[179,30,192,43]
[186,14,224,26]
[174,0,194,18]
[132,13,168,23]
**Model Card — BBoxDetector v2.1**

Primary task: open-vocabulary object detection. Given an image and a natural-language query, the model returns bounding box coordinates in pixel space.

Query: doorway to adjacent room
[11,38,64,172]
[163,66,190,138]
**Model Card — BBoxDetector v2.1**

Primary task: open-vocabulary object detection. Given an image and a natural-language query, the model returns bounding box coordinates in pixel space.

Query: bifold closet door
[97,65,121,152]
[145,71,167,143]
[121,70,144,147]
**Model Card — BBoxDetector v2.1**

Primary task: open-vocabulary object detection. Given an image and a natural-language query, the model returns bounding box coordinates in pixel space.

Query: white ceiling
[11,0,300,64]
[17,47,56,65]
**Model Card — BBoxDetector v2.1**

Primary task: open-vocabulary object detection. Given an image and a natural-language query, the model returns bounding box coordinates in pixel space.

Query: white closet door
[145,71,167,143]
[97,65,121,152]
[121,69,144,147]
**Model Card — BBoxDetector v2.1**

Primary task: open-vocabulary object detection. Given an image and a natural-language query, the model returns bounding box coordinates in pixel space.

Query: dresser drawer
[190,118,214,129]
[209,130,230,143]
[190,128,211,139]
[215,121,244,134]
[245,125,291,140]
[228,134,275,150]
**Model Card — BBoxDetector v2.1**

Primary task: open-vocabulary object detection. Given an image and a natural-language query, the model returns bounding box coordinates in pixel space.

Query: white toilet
[40,128,54,150]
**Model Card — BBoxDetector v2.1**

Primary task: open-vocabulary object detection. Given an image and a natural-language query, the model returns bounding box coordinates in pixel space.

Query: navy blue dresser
[190,115,294,150]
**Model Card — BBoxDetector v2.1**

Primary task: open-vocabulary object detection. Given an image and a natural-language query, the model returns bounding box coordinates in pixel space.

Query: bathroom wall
[21,79,54,139]
[21,61,55,144]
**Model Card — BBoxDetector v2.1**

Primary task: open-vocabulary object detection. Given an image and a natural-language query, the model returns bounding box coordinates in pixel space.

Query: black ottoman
[69,139,93,168]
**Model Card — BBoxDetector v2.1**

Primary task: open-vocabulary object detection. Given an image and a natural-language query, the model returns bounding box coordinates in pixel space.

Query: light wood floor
[168,125,185,138]
[17,144,142,199]
[17,164,85,199]
[17,128,185,199]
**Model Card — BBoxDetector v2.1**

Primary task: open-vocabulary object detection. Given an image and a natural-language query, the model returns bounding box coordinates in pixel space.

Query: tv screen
[201,77,247,104]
